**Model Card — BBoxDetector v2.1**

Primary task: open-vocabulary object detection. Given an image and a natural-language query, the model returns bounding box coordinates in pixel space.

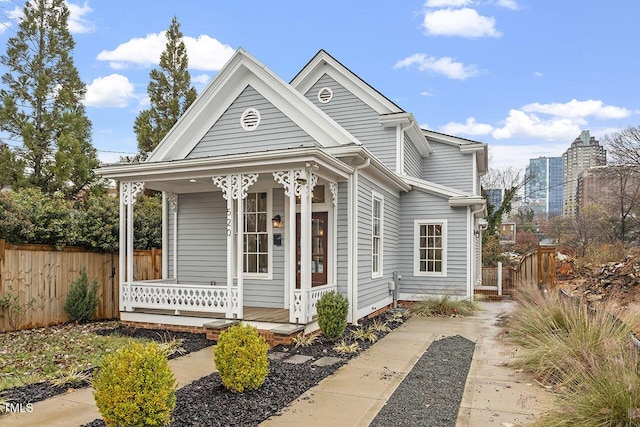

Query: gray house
[99,49,487,334]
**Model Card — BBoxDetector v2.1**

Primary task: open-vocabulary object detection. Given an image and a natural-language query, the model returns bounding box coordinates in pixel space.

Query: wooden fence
[480,246,555,296]
[0,240,162,331]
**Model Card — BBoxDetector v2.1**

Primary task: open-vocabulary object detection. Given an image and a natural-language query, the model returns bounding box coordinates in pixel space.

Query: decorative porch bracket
[273,168,318,323]
[213,173,259,319]
[120,181,145,312]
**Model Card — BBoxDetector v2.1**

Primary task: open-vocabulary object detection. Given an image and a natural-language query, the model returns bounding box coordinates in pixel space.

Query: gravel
[370,335,475,427]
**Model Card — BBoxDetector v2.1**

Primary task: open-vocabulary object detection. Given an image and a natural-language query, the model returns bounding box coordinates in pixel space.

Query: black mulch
[0,325,211,406]
[370,335,476,427]
[82,311,409,427]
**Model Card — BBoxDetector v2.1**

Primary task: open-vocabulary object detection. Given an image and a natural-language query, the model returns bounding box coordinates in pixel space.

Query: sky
[0,0,639,172]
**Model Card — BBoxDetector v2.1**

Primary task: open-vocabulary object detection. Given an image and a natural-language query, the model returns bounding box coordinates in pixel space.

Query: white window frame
[414,219,447,277]
[234,189,273,280]
[372,191,384,279]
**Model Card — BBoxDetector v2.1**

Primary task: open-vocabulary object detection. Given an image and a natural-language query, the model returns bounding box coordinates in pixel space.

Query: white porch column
[233,174,258,320]
[329,182,338,286]
[166,192,178,280]
[161,192,168,280]
[120,181,145,312]
[213,175,236,318]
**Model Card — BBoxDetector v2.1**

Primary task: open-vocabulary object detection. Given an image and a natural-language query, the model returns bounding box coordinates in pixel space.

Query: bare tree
[481,166,528,235]
[604,125,640,166]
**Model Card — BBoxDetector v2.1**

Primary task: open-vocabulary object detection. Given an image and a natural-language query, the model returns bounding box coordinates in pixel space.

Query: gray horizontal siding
[356,176,398,313]
[304,74,397,170]
[422,142,473,193]
[336,182,349,297]
[399,190,468,297]
[188,85,318,159]
[404,136,423,178]
[175,192,227,285]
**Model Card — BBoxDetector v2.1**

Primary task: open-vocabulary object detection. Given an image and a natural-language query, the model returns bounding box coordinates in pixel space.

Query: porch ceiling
[98,146,355,194]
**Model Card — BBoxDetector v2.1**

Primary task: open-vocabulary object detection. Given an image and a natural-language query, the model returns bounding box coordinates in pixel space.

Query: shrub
[213,324,269,393]
[75,195,119,252]
[316,291,348,340]
[411,295,479,317]
[0,285,37,331]
[93,341,176,427]
[64,266,100,322]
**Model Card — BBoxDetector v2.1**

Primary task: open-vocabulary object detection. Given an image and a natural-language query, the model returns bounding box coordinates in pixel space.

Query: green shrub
[213,324,269,393]
[64,266,100,322]
[316,291,348,340]
[93,341,176,427]
[411,295,479,317]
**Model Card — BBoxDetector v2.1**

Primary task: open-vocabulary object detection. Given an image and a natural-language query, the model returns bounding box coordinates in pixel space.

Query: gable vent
[241,108,261,131]
[317,87,333,104]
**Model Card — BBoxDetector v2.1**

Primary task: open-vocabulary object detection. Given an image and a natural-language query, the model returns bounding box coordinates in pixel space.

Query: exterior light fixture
[272,214,282,228]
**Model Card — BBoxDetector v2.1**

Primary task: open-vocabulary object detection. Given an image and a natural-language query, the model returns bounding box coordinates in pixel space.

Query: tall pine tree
[0,0,98,198]
[134,16,197,159]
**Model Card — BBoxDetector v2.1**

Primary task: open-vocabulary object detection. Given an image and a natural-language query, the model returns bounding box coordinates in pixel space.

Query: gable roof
[291,50,432,156]
[147,48,362,163]
[422,129,488,174]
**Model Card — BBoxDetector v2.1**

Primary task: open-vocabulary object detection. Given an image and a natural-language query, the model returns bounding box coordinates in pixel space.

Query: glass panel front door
[296,212,328,288]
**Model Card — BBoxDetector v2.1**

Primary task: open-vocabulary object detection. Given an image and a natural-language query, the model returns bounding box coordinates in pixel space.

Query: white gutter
[467,204,486,300]
[348,157,371,324]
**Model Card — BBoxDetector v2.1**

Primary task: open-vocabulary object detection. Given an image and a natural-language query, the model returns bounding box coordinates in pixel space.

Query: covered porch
[103,147,354,327]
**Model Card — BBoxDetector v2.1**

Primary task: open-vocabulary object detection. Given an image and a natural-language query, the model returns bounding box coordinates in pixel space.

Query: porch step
[270,324,305,336]
[203,319,239,330]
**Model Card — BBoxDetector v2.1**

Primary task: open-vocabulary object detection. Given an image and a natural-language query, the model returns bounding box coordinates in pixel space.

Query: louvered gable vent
[317,87,333,104]
[241,108,261,131]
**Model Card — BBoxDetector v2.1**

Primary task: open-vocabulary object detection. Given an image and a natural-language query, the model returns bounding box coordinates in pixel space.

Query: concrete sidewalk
[0,345,217,427]
[261,301,553,427]
[0,301,552,427]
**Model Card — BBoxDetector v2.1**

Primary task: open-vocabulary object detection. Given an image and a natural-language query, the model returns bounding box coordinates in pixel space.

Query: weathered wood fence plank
[0,240,161,331]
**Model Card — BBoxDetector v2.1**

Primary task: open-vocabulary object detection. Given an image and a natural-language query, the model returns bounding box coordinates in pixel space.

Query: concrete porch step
[202,319,239,330]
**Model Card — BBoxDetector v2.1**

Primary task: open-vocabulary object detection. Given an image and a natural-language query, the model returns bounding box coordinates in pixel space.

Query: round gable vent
[241,108,261,131]
[317,87,333,104]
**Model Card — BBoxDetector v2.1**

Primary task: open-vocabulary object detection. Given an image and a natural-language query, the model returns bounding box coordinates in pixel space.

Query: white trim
[162,192,168,279]
[413,219,448,277]
[317,87,333,104]
[466,207,472,299]
[371,191,384,279]
[355,295,393,320]
[240,107,261,131]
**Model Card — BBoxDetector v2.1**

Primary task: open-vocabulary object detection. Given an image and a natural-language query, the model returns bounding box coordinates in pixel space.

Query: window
[414,220,447,276]
[372,193,383,278]
[243,192,269,274]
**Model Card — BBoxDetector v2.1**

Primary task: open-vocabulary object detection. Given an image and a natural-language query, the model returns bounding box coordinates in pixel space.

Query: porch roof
[98,146,355,194]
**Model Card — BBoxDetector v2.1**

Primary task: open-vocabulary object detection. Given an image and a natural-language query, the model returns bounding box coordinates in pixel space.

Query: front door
[296,212,328,288]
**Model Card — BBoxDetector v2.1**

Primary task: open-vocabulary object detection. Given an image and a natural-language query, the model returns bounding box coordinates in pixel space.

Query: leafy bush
[93,341,176,427]
[63,266,100,322]
[213,324,269,393]
[75,195,119,252]
[316,291,348,340]
[134,193,163,250]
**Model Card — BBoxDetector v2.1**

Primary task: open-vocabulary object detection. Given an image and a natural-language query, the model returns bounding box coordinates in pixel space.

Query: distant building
[577,164,640,214]
[524,157,564,218]
[562,130,606,216]
[499,222,516,244]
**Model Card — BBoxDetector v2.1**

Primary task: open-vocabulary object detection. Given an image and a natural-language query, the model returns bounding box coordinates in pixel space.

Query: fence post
[0,238,4,291]
[497,261,503,296]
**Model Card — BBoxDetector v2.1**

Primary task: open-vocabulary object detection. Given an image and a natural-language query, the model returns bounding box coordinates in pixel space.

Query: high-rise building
[524,157,564,217]
[562,130,606,216]
[484,188,503,210]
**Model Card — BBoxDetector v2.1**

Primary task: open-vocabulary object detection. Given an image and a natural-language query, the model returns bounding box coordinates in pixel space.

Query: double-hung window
[372,192,383,278]
[414,219,447,276]
[242,192,269,275]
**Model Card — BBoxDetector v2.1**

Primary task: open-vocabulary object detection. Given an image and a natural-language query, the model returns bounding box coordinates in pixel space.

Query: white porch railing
[122,281,239,315]
[292,283,337,323]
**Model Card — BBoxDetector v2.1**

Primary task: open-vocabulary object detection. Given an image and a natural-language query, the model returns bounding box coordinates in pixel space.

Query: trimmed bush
[214,324,270,393]
[64,266,100,322]
[93,341,176,427]
[317,291,348,340]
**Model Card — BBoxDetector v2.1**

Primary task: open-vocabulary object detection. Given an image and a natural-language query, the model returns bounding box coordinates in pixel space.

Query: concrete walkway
[261,301,553,427]
[0,301,553,427]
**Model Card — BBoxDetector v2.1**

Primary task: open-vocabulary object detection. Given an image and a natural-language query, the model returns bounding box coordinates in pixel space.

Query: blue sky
[0,0,638,171]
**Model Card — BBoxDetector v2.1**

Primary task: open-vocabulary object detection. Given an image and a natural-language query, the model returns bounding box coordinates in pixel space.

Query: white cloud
[533,71,543,77]
[97,31,234,71]
[7,6,23,21]
[488,144,565,171]
[522,99,631,120]
[496,0,519,10]
[425,0,473,7]
[491,109,582,140]
[66,1,94,34]
[394,53,479,80]
[84,74,135,107]
[192,74,211,86]
[420,91,435,96]
[423,8,502,38]
[0,22,11,34]
[440,117,494,135]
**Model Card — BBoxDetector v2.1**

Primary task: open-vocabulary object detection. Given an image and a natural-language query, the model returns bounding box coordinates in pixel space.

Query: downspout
[468,204,485,300]
[348,157,371,325]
